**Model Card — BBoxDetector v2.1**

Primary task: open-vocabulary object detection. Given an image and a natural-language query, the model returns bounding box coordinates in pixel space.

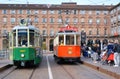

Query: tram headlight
[68,51,72,54]
[21,54,25,58]
[68,48,72,54]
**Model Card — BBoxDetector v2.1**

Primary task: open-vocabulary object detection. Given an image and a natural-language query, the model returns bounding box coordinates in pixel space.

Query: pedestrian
[106,40,114,64]
[107,40,114,55]
[91,44,98,63]
[82,44,88,57]
[100,49,107,65]
[103,43,107,51]
[113,39,120,67]
[100,43,108,64]
[88,46,92,58]
[96,44,101,61]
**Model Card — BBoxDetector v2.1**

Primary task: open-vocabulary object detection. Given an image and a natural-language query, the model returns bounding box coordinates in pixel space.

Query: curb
[83,61,120,79]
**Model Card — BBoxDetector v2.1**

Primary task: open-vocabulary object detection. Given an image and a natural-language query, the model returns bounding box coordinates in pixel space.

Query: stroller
[107,53,114,66]
[101,50,114,66]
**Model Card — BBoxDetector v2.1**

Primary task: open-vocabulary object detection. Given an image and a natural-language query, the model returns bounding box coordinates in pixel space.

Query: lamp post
[46,4,51,51]
[81,31,86,46]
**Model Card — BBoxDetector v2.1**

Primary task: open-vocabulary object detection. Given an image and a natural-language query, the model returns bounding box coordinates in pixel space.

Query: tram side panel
[58,45,81,58]
[54,45,81,62]
[13,47,35,66]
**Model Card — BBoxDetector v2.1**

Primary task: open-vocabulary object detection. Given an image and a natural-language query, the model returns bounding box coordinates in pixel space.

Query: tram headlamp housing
[68,51,72,54]
[68,48,72,54]
[21,54,25,58]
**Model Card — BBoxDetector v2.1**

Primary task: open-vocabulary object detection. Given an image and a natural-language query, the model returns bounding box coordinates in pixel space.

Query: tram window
[30,33,34,46]
[9,33,12,47]
[76,35,80,45]
[70,35,74,45]
[13,32,16,46]
[34,32,40,47]
[59,35,64,45]
[18,33,27,46]
[18,36,21,46]
[21,37,27,46]
[66,35,70,45]
[66,35,74,45]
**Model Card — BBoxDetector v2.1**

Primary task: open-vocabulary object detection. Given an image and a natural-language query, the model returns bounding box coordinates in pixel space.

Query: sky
[0,0,119,5]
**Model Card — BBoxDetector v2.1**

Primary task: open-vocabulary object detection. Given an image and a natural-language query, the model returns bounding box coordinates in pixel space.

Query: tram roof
[55,32,80,37]
[54,32,80,38]
[12,25,40,32]
[55,25,80,37]
[59,25,78,32]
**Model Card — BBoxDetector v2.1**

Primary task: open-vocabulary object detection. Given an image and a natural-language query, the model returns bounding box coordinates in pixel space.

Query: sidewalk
[81,57,120,79]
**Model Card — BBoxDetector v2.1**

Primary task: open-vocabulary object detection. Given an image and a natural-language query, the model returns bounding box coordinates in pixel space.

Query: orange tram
[53,25,82,63]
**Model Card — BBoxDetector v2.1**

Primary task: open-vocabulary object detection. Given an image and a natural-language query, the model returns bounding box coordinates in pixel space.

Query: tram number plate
[20,50,26,53]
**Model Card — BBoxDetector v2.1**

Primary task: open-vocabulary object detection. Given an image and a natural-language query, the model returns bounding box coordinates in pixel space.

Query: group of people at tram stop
[82,39,120,67]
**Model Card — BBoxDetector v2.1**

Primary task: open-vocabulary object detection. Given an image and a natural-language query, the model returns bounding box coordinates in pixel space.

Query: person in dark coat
[82,44,88,57]
[107,40,114,56]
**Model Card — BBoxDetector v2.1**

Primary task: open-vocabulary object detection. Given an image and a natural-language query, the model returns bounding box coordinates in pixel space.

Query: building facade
[0,2,119,51]
[110,3,120,38]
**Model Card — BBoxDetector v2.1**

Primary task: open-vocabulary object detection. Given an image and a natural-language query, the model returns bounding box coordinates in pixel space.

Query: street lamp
[81,31,86,46]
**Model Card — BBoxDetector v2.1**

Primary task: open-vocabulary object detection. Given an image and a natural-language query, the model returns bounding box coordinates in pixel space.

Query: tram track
[60,64,75,79]
[28,67,37,79]
[0,66,17,79]
[0,65,37,79]
[57,62,80,79]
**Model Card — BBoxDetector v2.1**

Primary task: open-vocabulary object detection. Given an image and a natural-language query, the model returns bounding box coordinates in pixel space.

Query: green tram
[9,24,43,67]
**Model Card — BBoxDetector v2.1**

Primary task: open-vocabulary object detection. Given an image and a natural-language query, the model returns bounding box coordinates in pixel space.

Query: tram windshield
[29,30,34,46]
[66,35,74,45]
[13,29,28,47]
[13,29,36,47]
[18,32,27,46]
[58,34,80,45]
